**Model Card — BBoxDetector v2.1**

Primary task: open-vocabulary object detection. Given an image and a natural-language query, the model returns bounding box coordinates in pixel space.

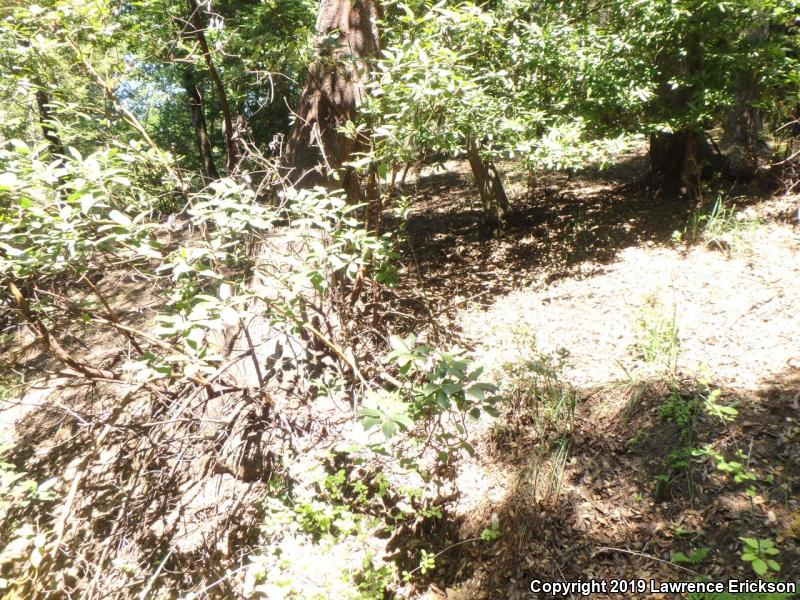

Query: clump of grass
[492,329,576,506]
[499,332,576,439]
[631,293,680,375]
[517,435,570,508]
[676,195,761,252]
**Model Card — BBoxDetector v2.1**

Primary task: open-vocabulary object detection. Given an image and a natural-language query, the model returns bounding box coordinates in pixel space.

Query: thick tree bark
[186,0,238,175]
[181,66,219,182]
[284,0,381,202]
[649,130,719,198]
[466,136,511,229]
[720,24,771,176]
[650,130,692,197]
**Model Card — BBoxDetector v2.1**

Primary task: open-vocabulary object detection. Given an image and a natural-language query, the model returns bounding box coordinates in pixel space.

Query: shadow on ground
[389,155,773,319]
[402,366,800,599]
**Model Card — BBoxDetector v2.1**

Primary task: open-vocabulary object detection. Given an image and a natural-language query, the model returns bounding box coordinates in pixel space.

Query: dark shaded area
[404,366,800,599]
[389,154,777,318]
[392,156,680,307]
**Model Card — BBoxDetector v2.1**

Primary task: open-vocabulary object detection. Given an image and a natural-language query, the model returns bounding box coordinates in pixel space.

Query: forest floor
[392,152,800,598]
[1,149,799,599]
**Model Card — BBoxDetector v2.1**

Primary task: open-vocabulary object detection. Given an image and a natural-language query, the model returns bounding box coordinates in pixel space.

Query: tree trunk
[649,130,717,198]
[186,0,239,175]
[284,0,381,202]
[720,23,771,176]
[181,66,219,182]
[466,136,511,230]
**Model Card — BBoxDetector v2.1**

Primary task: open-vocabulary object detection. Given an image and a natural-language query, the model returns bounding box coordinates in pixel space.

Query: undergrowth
[626,297,794,589]
[0,130,502,596]
[675,194,761,253]
[490,327,576,506]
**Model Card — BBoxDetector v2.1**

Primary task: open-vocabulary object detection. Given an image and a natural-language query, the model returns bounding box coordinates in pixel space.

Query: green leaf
[442,383,464,395]
[766,560,780,571]
[382,420,397,439]
[751,558,767,576]
[671,552,691,564]
[393,414,414,430]
[741,552,757,561]
[483,405,500,418]
[108,210,132,227]
[361,416,381,430]
[389,334,410,353]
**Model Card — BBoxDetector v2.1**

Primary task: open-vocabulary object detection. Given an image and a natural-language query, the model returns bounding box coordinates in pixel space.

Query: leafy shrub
[0,446,57,593]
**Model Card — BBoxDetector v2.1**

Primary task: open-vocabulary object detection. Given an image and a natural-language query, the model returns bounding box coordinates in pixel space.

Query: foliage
[632,295,680,374]
[359,334,501,470]
[0,446,57,593]
[572,0,800,136]
[1,0,799,595]
[680,195,762,253]
[740,537,781,577]
[243,460,398,599]
[359,0,640,179]
[671,546,711,566]
[241,335,503,598]
[637,303,760,502]
[0,140,168,281]
[501,342,575,439]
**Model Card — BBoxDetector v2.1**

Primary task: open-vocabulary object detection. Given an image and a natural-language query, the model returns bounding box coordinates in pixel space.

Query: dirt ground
[393,156,800,599]
[1,150,799,599]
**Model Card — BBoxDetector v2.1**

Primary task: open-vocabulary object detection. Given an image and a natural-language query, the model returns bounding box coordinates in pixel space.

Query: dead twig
[591,546,700,576]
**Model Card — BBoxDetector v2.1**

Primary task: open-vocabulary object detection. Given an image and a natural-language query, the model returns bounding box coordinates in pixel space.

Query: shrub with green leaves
[0,446,58,592]
[740,537,781,577]
[0,140,167,284]
[359,334,501,466]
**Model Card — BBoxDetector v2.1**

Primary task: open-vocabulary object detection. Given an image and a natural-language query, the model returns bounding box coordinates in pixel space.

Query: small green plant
[654,445,696,499]
[685,195,761,252]
[480,521,501,541]
[693,445,757,486]
[355,555,396,599]
[671,546,711,565]
[660,389,699,436]
[360,334,502,463]
[500,333,575,439]
[417,549,436,575]
[699,382,738,423]
[493,331,575,506]
[632,295,680,374]
[740,537,780,577]
[0,445,58,593]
